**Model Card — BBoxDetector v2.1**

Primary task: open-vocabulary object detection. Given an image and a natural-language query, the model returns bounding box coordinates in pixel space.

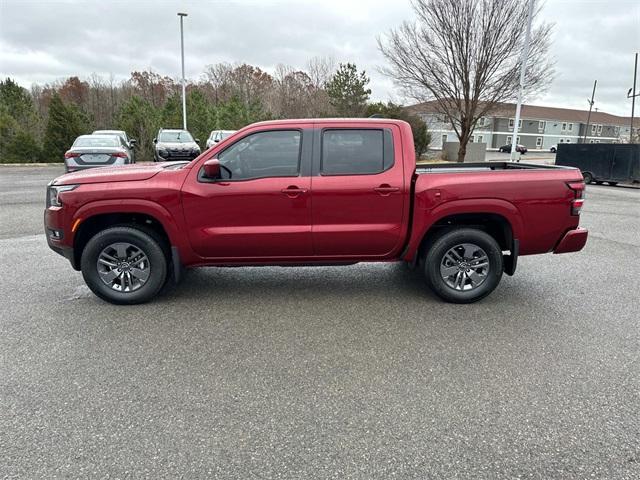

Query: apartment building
[409,101,637,150]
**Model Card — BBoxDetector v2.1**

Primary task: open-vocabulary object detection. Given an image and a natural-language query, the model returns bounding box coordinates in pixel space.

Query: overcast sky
[1,0,638,116]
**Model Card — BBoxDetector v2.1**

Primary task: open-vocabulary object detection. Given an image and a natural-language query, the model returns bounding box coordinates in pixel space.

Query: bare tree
[305,56,336,116]
[379,0,553,162]
[201,63,234,104]
[306,56,335,89]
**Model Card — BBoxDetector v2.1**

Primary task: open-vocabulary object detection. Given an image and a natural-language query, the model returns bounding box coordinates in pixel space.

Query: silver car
[93,129,136,161]
[206,130,236,149]
[64,135,133,173]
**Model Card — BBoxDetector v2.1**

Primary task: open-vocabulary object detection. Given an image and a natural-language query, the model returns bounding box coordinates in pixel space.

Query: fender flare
[72,199,183,248]
[404,198,524,263]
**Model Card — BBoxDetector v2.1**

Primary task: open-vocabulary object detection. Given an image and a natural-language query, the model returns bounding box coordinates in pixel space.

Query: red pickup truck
[45,118,588,305]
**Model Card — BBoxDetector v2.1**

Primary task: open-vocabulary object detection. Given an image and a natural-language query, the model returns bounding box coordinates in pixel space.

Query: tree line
[0,60,430,163]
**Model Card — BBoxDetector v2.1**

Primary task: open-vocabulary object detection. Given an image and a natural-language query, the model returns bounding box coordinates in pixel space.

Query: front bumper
[44,207,78,269]
[157,149,200,161]
[65,158,126,172]
[553,227,588,254]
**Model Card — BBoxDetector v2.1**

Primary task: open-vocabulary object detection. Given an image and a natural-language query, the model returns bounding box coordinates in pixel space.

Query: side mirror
[203,159,221,179]
[130,139,137,146]
[153,138,157,144]
[195,138,201,144]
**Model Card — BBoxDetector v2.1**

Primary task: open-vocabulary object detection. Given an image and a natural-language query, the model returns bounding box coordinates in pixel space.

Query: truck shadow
[163,262,436,303]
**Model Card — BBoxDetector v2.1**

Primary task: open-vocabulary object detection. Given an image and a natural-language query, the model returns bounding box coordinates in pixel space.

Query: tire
[550,148,556,153]
[423,228,503,304]
[595,181,603,185]
[80,226,168,305]
[582,172,593,184]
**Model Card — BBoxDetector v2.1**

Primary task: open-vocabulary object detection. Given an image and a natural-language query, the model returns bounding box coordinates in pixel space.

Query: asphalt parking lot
[1,165,639,479]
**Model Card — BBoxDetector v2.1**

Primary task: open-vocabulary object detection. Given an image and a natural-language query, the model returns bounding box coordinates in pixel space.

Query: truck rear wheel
[582,172,593,184]
[80,226,167,305]
[423,228,503,304]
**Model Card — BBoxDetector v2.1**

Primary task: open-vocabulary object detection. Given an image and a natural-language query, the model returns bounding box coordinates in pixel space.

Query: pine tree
[215,96,270,130]
[366,102,431,157]
[116,96,161,162]
[186,90,214,147]
[325,63,371,117]
[161,93,183,130]
[42,94,85,162]
[0,78,42,162]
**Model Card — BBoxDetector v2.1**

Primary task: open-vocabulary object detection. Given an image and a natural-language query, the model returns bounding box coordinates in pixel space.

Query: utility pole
[178,12,188,130]
[627,52,638,143]
[584,80,597,143]
[510,0,535,162]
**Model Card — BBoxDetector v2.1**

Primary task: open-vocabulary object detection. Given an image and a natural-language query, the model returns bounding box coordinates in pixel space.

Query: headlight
[46,184,78,207]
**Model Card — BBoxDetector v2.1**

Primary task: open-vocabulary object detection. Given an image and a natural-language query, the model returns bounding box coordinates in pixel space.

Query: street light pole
[510,0,535,162]
[627,52,638,143]
[178,12,188,130]
[584,80,597,143]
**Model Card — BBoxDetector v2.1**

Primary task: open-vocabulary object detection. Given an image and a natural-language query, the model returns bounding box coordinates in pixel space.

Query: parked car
[499,144,528,154]
[550,145,557,153]
[556,143,640,186]
[45,118,587,305]
[153,129,201,161]
[206,130,236,149]
[64,134,133,173]
[93,129,136,162]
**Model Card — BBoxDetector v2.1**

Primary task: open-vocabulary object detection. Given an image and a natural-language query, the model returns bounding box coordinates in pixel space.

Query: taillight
[567,181,585,216]
[571,198,584,216]
[112,152,128,158]
[64,151,80,159]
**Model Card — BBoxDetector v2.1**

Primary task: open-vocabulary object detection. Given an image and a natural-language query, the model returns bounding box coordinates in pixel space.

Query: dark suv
[153,129,201,162]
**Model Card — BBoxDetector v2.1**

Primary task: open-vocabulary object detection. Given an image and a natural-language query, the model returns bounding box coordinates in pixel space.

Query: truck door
[310,125,406,257]
[181,127,313,259]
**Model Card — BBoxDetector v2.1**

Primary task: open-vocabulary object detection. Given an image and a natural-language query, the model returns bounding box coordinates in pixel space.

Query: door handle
[281,186,307,196]
[374,184,400,195]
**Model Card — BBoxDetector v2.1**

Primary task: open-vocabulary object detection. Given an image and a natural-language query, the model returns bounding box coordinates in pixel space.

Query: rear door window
[321,129,393,175]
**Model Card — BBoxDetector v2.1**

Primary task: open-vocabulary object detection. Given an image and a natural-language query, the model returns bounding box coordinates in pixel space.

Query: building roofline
[408,100,633,126]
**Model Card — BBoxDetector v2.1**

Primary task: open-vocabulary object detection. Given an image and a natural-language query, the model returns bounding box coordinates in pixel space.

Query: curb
[0,163,64,167]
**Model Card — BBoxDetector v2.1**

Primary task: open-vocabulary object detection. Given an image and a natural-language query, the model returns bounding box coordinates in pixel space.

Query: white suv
[206,130,236,149]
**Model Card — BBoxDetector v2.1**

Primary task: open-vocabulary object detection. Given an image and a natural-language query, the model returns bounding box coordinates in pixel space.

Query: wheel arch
[405,198,523,260]
[70,200,181,270]
[417,212,514,255]
[405,198,523,275]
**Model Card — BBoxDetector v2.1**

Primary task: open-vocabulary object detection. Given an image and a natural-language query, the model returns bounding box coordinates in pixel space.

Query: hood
[53,162,187,185]
[157,142,200,150]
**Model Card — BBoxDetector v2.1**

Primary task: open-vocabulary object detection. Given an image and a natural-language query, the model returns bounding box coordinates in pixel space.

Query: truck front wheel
[423,228,503,304]
[80,226,167,305]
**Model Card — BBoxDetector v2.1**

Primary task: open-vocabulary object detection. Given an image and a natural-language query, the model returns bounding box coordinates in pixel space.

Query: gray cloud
[0,0,638,116]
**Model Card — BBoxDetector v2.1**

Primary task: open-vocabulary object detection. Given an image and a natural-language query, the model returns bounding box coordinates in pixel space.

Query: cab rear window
[321,129,394,175]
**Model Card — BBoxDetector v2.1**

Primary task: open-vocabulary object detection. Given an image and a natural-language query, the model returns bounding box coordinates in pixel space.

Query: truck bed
[415,161,574,174]
[407,161,584,259]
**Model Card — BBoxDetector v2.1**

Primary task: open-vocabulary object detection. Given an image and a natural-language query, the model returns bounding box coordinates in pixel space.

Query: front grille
[160,149,198,161]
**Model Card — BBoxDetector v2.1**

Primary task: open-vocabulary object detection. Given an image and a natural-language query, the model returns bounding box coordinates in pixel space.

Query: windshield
[94,130,125,139]
[74,136,120,147]
[160,131,194,143]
